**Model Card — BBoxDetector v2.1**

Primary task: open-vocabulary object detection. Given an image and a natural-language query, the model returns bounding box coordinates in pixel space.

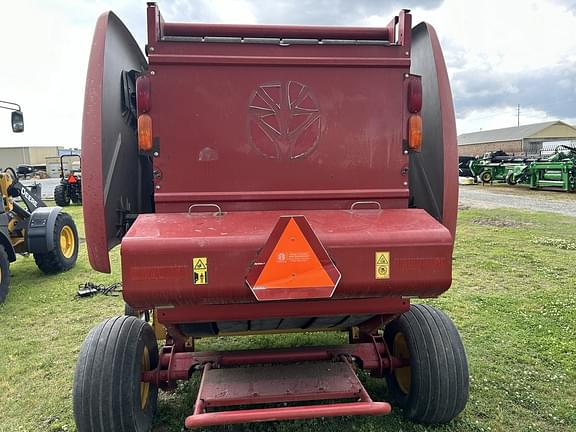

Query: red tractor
[74,4,468,431]
[53,154,82,206]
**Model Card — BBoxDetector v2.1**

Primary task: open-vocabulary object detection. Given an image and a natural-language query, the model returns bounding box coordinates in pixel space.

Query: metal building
[0,146,60,169]
[457,121,576,157]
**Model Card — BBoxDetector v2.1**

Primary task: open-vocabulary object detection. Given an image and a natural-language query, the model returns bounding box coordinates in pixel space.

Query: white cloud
[208,0,257,23]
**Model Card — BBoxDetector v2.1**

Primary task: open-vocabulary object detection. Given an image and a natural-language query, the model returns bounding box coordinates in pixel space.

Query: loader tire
[73,316,159,432]
[34,212,79,274]
[0,245,10,304]
[384,304,469,424]
[54,184,70,206]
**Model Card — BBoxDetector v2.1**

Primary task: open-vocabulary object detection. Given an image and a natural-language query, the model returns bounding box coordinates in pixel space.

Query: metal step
[185,359,391,428]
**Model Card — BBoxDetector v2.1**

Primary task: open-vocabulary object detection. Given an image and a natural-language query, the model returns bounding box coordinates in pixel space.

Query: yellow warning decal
[193,257,208,285]
[375,252,390,280]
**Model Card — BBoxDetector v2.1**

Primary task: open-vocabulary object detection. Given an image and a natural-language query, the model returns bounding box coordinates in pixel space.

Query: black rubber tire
[33,212,79,274]
[506,172,517,185]
[0,245,10,304]
[73,316,159,432]
[384,304,469,424]
[54,183,70,206]
[71,192,82,204]
[480,171,492,183]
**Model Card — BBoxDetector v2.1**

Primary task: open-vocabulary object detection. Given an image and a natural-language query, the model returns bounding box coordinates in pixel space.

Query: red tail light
[407,76,422,113]
[67,176,78,184]
[136,75,151,114]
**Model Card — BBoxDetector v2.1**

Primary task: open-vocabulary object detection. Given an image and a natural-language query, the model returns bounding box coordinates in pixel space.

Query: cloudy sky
[1,0,575,148]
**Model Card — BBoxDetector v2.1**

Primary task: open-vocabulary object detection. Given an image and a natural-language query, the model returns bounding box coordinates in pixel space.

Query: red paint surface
[81,12,109,272]
[144,4,413,214]
[122,209,452,309]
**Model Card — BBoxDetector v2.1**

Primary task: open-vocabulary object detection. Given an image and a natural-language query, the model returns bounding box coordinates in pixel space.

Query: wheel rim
[140,346,151,410]
[393,332,411,395]
[59,226,75,258]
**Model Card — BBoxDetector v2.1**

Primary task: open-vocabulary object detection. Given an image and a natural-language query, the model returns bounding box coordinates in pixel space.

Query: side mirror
[11,110,24,133]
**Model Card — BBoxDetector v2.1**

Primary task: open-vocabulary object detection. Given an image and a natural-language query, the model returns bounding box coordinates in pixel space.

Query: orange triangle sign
[256,218,333,289]
[246,216,340,301]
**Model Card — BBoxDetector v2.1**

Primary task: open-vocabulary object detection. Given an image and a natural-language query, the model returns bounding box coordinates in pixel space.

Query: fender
[0,229,16,262]
[26,207,62,254]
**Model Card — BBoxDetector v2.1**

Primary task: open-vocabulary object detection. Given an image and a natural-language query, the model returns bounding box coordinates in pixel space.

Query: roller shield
[409,23,458,239]
[82,12,150,273]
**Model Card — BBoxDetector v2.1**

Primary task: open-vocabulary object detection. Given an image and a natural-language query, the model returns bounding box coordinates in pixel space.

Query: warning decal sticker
[375,251,390,280]
[193,257,208,285]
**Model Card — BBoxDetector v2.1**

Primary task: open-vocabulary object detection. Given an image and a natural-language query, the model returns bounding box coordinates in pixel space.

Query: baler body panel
[121,208,452,310]
[83,5,458,323]
[147,43,411,213]
[151,65,408,212]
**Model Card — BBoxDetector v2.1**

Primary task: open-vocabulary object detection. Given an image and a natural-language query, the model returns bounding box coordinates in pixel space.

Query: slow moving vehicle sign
[246,216,340,301]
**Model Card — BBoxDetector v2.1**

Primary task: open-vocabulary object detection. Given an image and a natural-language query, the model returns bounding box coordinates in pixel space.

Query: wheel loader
[75,4,468,430]
[0,104,80,303]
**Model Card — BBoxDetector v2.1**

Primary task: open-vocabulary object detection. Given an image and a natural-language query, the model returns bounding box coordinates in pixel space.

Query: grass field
[0,205,575,432]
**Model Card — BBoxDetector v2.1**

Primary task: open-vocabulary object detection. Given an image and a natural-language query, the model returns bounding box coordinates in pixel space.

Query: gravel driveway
[459,186,576,217]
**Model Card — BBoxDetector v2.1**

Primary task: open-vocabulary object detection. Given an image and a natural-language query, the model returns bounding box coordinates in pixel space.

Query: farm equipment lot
[0,204,574,432]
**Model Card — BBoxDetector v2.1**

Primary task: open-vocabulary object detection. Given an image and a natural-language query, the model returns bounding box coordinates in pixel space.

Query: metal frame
[142,338,405,428]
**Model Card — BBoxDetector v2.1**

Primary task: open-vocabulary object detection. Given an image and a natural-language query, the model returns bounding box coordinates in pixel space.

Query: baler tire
[54,184,70,206]
[384,304,469,424]
[0,245,10,304]
[33,212,79,274]
[73,316,159,432]
[506,172,517,186]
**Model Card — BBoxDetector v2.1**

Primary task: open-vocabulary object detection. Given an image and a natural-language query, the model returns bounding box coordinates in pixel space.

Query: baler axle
[141,341,408,385]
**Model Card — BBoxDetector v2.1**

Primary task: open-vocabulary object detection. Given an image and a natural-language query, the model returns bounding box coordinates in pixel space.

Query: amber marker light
[138,114,153,152]
[408,114,422,151]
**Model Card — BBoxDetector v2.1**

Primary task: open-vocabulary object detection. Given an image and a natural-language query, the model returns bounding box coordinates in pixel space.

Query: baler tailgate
[186,360,390,428]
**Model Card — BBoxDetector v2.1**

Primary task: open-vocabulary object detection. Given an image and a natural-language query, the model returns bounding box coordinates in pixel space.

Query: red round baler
[74,3,468,431]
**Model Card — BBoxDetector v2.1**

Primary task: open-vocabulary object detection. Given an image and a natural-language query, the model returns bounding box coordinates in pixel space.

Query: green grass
[0,205,575,432]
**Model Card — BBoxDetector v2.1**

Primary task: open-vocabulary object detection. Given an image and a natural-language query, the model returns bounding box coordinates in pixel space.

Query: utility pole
[517,104,520,127]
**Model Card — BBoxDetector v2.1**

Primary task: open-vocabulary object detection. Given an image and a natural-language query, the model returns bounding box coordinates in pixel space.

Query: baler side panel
[82,12,150,273]
[409,23,458,237]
